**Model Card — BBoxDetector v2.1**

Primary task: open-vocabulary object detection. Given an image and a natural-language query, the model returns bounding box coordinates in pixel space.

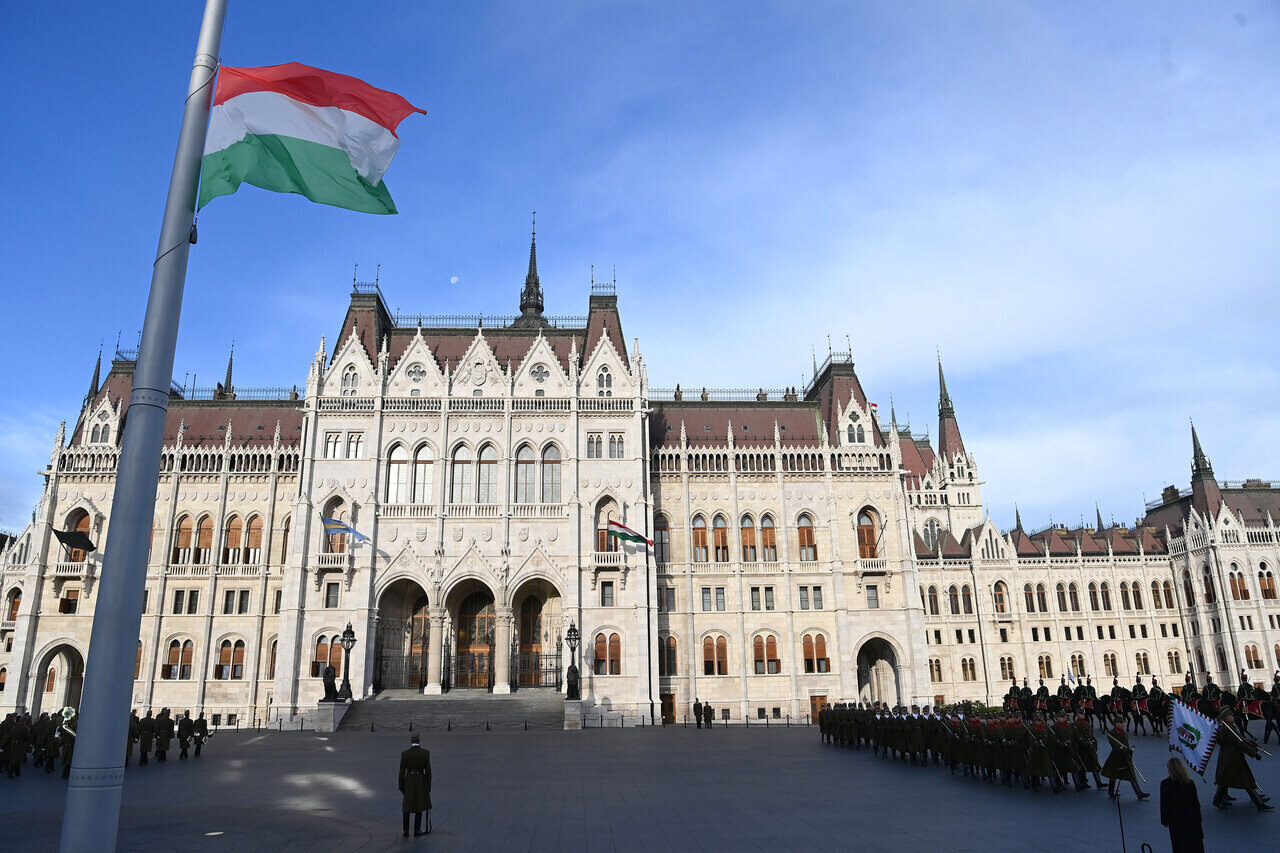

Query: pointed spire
[89,346,102,399]
[515,212,546,326]
[223,341,235,393]
[890,393,898,429]
[1015,504,1024,532]
[1191,419,1213,479]
[937,352,954,420]
[1096,503,1106,533]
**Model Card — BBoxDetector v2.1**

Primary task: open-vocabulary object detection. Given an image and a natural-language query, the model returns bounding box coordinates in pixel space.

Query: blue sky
[2,2,1278,533]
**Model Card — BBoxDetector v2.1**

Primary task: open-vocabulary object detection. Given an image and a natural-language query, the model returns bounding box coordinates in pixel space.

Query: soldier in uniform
[1131,677,1149,735]
[906,706,925,765]
[1005,678,1020,709]
[1211,708,1273,811]
[58,712,76,779]
[1052,713,1086,790]
[193,712,208,757]
[1056,676,1073,711]
[1036,679,1051,704]
[1203,676,1221,704]
[1019,679,1034,720]
[155,708,174,762]
[1025,718,1059,792]
[177,711,194,760]
[1101,719,1149,800]
[137,710,155,765]
[125,710,139,765]
[702,702,713,730]
[1264,673,1280,745]
[1149,677,1165,700]
[1237,671,1254,702]
[3,714,31,778]
[693,698,702,729]
[1073,713,1104,789]
[397,733,432,837]
[31,713,53,772]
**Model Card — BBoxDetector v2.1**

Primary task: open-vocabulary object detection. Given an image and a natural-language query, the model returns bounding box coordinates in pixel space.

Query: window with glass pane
[761,516,777,561]
[325,582,339,608]
[515,445,536,503]
[866,585,879,609]
[750,587,761,611]
[186,591,199,614]
[692,516,708,562]
[663,587,675,612]
[450,447,472,503]
[386,445,408,502]
[477,445,498,503]
[713,516,729,562]
[541,446,561,502]
[715,587,725,611]
[740,516,756,561]
[601,581,614,607]
[412,447,434,504]
[654,516,670,562]
[799,586,809,610]
[797,515,817,561]
[764,587,775,610]
[701,587,711,612]
[813,587,823,609]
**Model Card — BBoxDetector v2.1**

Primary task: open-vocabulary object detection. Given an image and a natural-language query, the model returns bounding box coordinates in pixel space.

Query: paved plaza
[3,723,1277,852]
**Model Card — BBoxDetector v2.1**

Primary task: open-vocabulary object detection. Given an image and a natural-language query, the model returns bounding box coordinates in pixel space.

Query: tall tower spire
[224,341,235,393]
[89,346,102,399]
[937,353,954,420]
[514,212,547,328]
[936,352,965,460]
[1191,419,1213,479]
[1189,419,1222,519]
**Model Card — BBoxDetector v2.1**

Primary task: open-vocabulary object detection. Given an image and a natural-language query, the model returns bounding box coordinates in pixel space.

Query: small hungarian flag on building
[200,62,424,214]
[607,520,652,547]
[321,517,368,543]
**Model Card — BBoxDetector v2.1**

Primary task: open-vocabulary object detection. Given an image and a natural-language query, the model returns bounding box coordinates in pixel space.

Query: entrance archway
[32,644,85,717]
[856,637,900,706]
[374,579,429,691]
[447,581,496,690]
[511,578,564,689]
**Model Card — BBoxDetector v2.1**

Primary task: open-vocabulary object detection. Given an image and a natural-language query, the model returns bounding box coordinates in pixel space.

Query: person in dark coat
[125,711,139,765]
[177,712,194,760]
[3,715,31,778]
[702,703,713,729]
[1101,721,1149,799]
[397,734,432,837]
[155,709,174,762]
[693,698,702,729]
[1161,757,1204,853]
[193,713,208,758]
[1211,708,1273,811]
[58,714,76,779]
[137,711,156,765]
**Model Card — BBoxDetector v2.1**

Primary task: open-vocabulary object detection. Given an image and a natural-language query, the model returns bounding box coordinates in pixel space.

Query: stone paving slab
[2,724,1276,851]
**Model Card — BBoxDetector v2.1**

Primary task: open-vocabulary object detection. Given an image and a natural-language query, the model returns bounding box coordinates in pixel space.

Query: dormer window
[340,365,359,397]
[597,367,612,397]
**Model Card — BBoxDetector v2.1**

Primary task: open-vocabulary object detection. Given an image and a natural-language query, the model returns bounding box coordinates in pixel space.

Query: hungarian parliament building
[2,238,1279,726]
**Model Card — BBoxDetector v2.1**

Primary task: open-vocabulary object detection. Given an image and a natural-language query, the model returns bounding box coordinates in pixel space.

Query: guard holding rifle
[1101,719,1149,800]
[1211,707,1274,812]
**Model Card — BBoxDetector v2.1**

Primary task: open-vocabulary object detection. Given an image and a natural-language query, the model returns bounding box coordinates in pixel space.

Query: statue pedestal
[314,700,351,733]
[563,701,583,731]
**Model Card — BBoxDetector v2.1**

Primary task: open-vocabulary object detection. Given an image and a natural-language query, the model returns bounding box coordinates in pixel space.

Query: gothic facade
[2,241,1279,724]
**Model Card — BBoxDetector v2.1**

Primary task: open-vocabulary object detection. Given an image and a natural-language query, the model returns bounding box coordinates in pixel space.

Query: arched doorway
[856,638,900,706]
[450,583,495,690]
[32,644,85,717]
[374,579,429,691]
[511,578,564,689]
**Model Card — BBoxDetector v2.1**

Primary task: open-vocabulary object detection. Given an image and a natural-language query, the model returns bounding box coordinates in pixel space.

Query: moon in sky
[450,276,459,284]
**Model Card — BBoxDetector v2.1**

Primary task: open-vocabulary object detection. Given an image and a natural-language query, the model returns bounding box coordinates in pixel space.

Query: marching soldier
[1203,676,1221,704]
[1211,707,1273,811]
[177,712,194,760]
[1052,713,1086,790]
[137,710,156,765]
[193,712,208,757]
[1101,719,1149,800]
[1073,714,1103,788]
[125,710,139,765]
[58,711,76,779]
[3,713,31,778]
[31,713,54,772]
[155,708,174,762]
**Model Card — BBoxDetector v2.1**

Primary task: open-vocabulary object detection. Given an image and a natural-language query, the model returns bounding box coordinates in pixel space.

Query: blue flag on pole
[321,517,368,543]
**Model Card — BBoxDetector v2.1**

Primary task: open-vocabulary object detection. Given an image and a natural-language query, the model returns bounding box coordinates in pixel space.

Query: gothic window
[194,516,214,564]
[340,364,359,396]
[760,515,777,561]
[703,635,729,675]
[1260,566,1278,600]
[927,586,939,616]
[346,433,364,459]
[412,446,434,504]
[596,367,612,397]
[593,632,621,675]
[692,516,708,562]
[1038,654,1053,679]
[222,516,243,564]
[1023,584,1035,613]
[948,585,960,615]
[992,581,1008,614]
[515,445,536,503]
[1070,653,1086,678]
[586,433,602,458]
[385,445,409,503]
[1056,583,1068,612]
[1088,582,1100,612]
[1036,584,1048,613]
[856,425,865,443]
[322,499,348,554]
[1183,571,1194,606]
[1215,645,1227,671]
[713,515,729,562]
[740,516,757,562]
[798,514,817,561]
[66,509,92,563]
[1068,582,1080,612]
[1131,581,1143,610]
[279,517,291,565]
[1103,653,1117,677]
[999,656,1014,681]
[1150,580,1162,610]
[608,433,625,458]
[1100,582,1112,611]
[658,635,678,676]
[596,500,620,552]
[922,518,940,551]
[1135,651,1150,675]
[847,425,856,444]
[1167,650,1181,675]
[268,640,278,679]
[1202,567,1216,605]
[4,589,20,621]
[449,447,472,504]
[654,516,670,563]
[1119,582,1131,610]
[540,446,561,503]
[961,658,977,681]
[929,659,942,682]
[857,510,878,558]
[961,584,973,614]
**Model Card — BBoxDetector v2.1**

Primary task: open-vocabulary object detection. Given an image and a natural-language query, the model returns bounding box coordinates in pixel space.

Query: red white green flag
[200,62,424,214]
[607,520,652,547]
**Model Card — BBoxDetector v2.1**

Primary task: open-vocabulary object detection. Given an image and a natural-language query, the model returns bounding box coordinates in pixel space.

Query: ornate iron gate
[451,638,495,690]
[375,650,427,691]
[514,638,562,689]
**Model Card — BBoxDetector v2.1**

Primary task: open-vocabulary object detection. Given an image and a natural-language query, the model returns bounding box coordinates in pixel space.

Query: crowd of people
[0,707,213,779]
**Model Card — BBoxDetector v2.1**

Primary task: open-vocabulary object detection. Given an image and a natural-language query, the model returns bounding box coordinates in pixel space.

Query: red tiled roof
[648,403,822,449]
[913,531,933,558]
[1011,528,1042,557]
[583,298,628,370]
[897,434,930,479]
[939,530,969,558]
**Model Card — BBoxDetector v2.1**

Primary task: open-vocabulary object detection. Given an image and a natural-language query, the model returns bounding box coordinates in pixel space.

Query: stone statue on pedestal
[321,665,339,702]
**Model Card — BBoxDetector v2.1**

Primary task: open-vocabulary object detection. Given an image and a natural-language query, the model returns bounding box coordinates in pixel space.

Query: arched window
[172,515,194,564]
[134,642,142,680]
[449,447,472,504]
[1259,566,1277,600]
[1195,648,1206,673]
[340,364,359,396]
[919,586,927,610]
[962,584,973,614]
[703,636,728,675]
[992,581,1008,614]
[66,510,93,563]
[1088,582,1100,611]
[1163,580,1175,609]
[407,445,431,504]
[216,639,246,680]
[797,514,817,561]
[654,516,670,563]
[386,445,409,503]
[740,516,757,562]
[1203,567,1216,605]
[313,636,330,677]
[948,585,960,615]
[1038,654,1053,679]
[961,658,977,681]
[1100,582,1112,611]
[44,666,57,692]
[1056,583,1068,612]
[268,640,278,679]
[713,515,729,562]
[1167,650,1181,675]
[1036,584,1048,613]
[1070,653,1085,678]
[596,366,612,397]
[922,518,940,551]
[322,498,347,553]
[847,425,856,444]
[1068,582,1080,612]
[1135,652,1150,675]
[514,445,536,503]
[760,515,777,561]
[477,445,498,503]
[608,633,621,674]
[594,633,607,675]
[1183,571,1195,606]
[753,636,765,674]
[5,589,20,621]
[929,659,942,682]
[1150,580,1162,610]
[692,516,708,562]
[194,516,214,564]
[1215,645,1227,671]
[658,636,678,676]
[1103,653,1117,677]
[1275,644,1280,668]
[927,586,939,616]
[999,656,1014,681]
[1229,572,1241,601]
[1023,584,1035,613]
[279,516,291,564]
[857,510,877,558]
[222,515,243,565]
[245,516,263,564]
[1120,582,1131,610]
[1131,581,1143,610]
[541,446,561,503]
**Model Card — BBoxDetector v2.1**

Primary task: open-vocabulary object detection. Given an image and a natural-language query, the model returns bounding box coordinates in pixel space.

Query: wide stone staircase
[338,688,567,731]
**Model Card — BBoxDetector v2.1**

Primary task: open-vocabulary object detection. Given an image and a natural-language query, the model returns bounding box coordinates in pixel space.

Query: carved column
[493,608,513,693]
[424,609,445,694]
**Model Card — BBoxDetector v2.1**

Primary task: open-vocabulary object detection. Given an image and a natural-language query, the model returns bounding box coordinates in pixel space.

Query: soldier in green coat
[398,734,432,837]
[154,709,174,762]
[136,711,155,765]
[1211,708,1273,811]
[1101,721,1149,800]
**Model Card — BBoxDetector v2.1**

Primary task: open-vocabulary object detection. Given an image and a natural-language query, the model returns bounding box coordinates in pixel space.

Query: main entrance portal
[453,590,495,689]
[375,580,429,691]
[856,638,901,706]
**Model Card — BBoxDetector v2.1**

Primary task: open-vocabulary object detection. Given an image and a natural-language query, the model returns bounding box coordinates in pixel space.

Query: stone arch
[374,577,430,691]
[510,576,565,688]
[29,640,86,717]
[853,632,904,707]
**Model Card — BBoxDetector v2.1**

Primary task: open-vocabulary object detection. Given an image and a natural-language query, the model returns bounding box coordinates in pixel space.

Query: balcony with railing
[446,504,501,519]
[166,564,213,577]
[315,553,349,569]
[448,397,505,414]
[512,397,572,412]
[318,396,375,412]
[219,564,263,577]
[0,619,14,632]
[384,397,442,413]
[857,558,889,573]
[579,398,634,413]
[593,551,626,568]
[381,503,437,519]
[510,503,565,519]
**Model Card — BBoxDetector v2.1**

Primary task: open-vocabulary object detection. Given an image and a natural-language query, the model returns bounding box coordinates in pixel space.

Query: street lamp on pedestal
[565,622,580,700]
[337,622,357,701]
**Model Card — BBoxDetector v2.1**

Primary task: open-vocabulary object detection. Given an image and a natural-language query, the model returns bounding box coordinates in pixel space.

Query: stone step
[339,689,567,731]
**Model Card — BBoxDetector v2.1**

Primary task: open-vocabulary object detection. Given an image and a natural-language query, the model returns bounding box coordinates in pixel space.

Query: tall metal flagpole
[60,1,227,850]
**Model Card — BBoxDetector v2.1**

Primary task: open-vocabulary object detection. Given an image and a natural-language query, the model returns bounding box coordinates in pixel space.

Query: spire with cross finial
[936,351,965,460]
[514,212,548,328]
[224,341,235,393]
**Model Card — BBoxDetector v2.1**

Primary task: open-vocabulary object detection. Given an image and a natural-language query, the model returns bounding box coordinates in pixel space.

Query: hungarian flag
[607,520,652,547]
[200,62,424,214]
[1169,698,1218,776]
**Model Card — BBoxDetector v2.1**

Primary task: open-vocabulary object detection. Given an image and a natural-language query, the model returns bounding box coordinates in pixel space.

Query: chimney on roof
[1162,485,1181,505]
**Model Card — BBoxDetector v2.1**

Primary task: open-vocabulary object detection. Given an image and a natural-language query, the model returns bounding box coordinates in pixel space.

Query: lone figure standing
[693,698,702,729]
[398,733,432,838]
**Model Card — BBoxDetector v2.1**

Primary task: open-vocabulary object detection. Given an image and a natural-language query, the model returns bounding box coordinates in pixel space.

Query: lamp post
[565,622,580,700]
[337,622,357,701]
